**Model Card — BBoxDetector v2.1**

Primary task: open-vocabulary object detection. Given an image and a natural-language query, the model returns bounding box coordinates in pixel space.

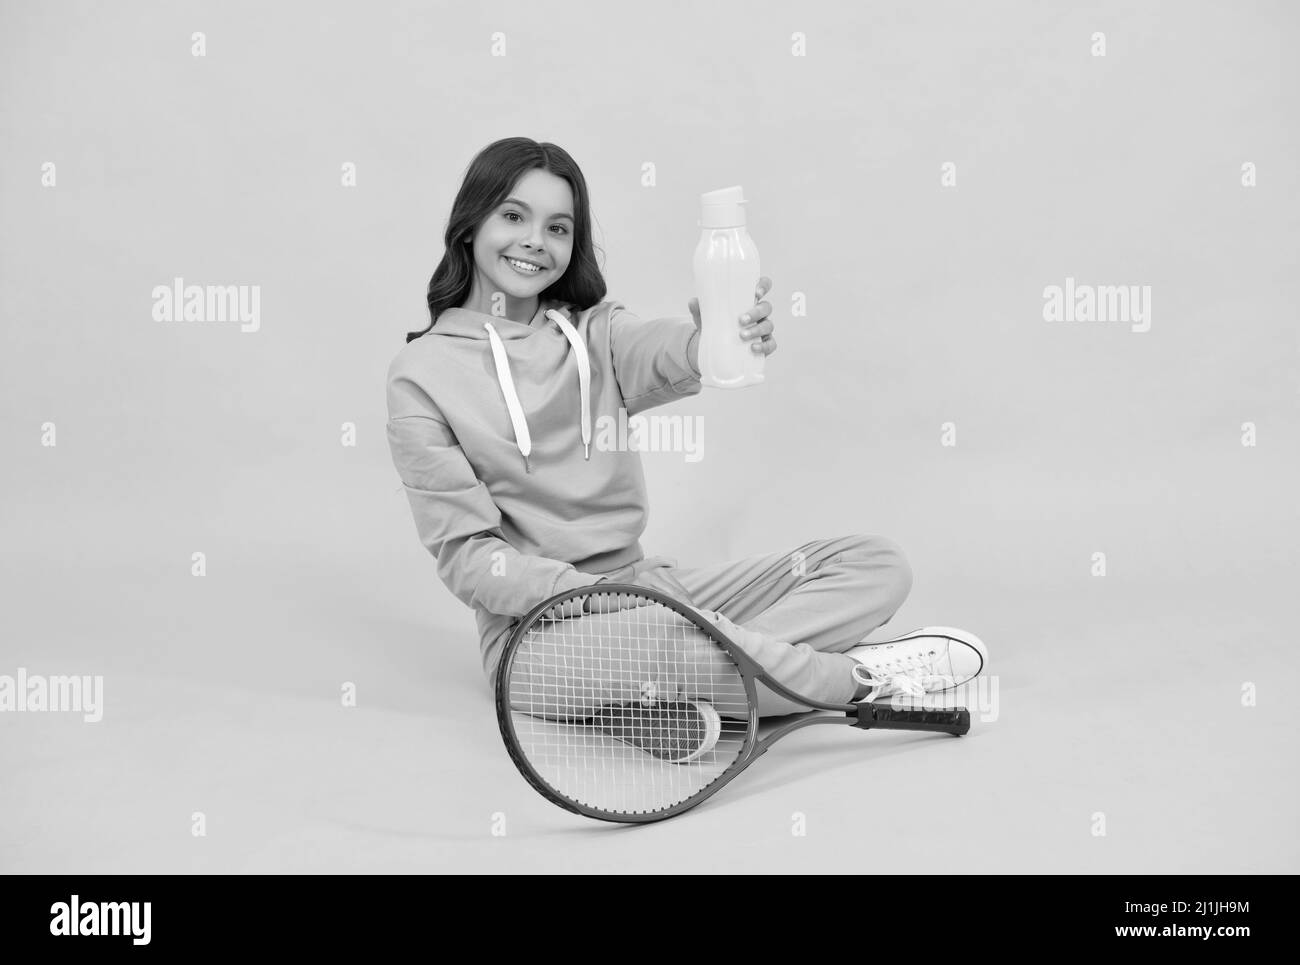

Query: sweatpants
[487,533,914,719]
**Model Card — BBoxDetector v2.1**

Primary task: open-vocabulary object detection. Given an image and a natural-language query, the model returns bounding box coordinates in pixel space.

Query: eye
[503,210,568,235]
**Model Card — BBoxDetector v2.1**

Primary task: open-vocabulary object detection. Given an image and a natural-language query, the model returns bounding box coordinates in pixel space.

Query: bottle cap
[699,185,747,228]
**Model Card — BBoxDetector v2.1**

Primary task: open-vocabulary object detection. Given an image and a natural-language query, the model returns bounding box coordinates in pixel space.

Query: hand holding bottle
[692,185,768,386]
[688,275,777,372]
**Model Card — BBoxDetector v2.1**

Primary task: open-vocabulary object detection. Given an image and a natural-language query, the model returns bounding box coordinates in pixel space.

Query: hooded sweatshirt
[385,297,702,681]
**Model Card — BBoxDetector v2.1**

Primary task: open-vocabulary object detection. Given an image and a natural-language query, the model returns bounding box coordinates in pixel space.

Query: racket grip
[853,703,971,736]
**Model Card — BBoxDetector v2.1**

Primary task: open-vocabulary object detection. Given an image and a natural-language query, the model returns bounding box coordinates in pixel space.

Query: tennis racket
[495,582,970,823]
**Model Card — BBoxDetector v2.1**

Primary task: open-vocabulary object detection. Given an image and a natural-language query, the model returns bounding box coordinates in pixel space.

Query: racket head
[495,583,762,823]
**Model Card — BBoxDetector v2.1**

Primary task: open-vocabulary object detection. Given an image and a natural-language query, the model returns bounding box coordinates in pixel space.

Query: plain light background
[2,0,1297,872]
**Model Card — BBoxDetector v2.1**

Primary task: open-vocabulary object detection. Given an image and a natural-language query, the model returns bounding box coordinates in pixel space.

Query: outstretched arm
[608,305,703,417]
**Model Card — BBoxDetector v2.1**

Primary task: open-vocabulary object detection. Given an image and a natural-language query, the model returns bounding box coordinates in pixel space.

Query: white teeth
[506,257,542,273]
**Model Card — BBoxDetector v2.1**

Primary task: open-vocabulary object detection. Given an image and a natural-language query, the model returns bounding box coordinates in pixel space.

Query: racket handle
[853,703,971,736]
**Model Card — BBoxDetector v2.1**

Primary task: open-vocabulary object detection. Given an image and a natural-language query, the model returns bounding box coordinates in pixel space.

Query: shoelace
[853,668,957,699]
[850,647,957,699]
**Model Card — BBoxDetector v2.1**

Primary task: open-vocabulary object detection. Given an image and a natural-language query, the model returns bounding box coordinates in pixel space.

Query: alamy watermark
[883,673,1000,723]
[1043,277,1151,332]
[594,406,703,462]
[152,276,260,333]
[50,895,150,945]
[0,668,103,722]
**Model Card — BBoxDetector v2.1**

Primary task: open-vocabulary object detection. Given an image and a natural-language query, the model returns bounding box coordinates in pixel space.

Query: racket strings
[505,592,753,816]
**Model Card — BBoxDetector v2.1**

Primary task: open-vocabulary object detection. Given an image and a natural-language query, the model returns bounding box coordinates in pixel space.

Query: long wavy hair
[407,138,607,343]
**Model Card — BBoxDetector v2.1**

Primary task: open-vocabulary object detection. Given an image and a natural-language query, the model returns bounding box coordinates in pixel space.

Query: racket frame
[495,582,970,823]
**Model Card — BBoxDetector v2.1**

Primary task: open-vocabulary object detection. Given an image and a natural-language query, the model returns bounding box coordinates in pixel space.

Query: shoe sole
[595,699,722,764]
[675,700,721,764]
[875,626,988,680]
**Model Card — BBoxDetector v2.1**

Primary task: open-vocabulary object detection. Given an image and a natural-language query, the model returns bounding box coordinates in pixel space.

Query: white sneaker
[846,626,988,702]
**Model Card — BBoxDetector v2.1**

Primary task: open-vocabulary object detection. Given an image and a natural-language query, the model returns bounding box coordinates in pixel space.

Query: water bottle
[693,185,764,388]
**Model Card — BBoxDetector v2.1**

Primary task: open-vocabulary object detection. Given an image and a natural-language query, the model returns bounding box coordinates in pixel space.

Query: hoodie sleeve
[386,409,605,618]
[607,305,703,417]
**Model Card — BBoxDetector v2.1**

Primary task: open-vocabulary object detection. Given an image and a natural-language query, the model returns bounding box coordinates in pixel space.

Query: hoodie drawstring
[483,309,592,474]
[483,321,533,473]
[549,310,593,460]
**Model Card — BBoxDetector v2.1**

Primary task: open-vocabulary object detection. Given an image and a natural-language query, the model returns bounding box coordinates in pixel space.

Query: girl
[386,137,988,760]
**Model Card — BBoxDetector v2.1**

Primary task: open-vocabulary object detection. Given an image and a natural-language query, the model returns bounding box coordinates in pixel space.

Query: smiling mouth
[504,256,546,274]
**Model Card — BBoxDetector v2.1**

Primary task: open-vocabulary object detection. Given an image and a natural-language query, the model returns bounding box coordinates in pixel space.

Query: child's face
[471,168,575,303]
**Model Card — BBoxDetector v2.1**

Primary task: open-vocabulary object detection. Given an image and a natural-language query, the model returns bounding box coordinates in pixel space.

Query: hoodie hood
[430,300,594,474]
